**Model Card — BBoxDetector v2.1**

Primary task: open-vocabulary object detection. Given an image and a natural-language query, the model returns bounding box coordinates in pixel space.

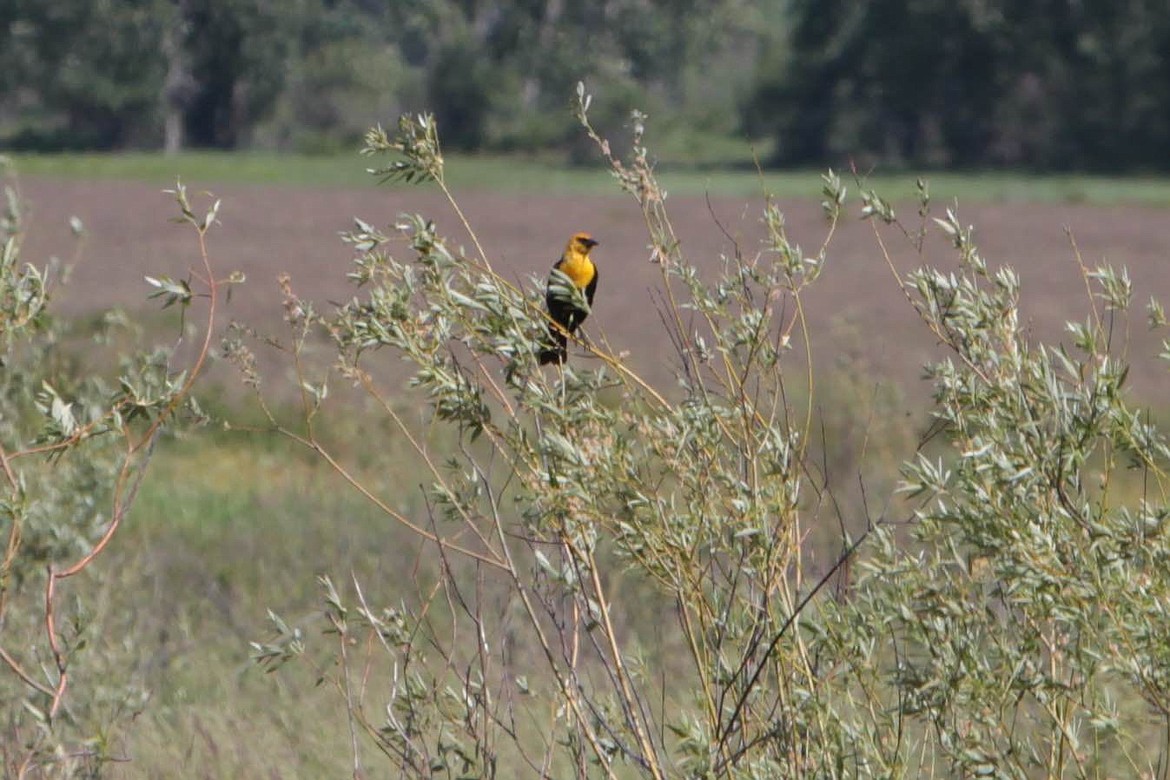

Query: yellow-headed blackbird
[538,232,599,365]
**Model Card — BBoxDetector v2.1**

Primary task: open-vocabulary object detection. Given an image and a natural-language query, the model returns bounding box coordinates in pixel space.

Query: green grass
[8,351,1168,775]
[96,430,425,777]
[10,150,1170,205]
[101,422,692,777]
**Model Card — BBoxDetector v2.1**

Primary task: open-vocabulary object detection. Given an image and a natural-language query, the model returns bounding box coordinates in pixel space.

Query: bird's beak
[583,238,599,249]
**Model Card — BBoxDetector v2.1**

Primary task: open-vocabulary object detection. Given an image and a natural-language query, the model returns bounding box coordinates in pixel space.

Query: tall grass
[98,434,409,777]
[12,151,1170,204]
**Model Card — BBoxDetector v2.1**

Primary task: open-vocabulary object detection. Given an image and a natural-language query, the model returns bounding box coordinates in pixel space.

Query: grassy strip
[103,432,415,776]
[10,151,1170,204]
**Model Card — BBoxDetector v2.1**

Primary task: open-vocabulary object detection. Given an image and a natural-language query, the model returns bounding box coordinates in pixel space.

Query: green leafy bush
[7,85,1170,777]
[0,170,219,776]
[238,90,1170,777]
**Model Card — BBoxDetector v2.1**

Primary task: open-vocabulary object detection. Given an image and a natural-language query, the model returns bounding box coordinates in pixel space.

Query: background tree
[180,0,305,149]
[0,0,171,149]
[4,0,1170,168]
[0,0,758,156]
[744,0,1170,170]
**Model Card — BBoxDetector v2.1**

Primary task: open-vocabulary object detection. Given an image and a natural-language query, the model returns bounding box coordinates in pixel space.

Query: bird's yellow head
[567,232,599,256]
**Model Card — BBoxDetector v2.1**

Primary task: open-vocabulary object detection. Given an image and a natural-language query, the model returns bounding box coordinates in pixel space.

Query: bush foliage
[5,91,1170,776]
[0,169,222,775]
[241,93,1170,776]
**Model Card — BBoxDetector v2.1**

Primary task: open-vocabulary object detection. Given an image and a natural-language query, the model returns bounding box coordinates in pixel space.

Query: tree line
[2,0,1169,171]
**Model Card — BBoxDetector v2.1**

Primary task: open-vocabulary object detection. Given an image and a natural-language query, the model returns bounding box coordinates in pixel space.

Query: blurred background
[4,0,1169,171]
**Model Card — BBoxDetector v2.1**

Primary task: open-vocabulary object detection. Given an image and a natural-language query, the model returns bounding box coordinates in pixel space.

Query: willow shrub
[247,87,1170,778]
[0,173,220,776]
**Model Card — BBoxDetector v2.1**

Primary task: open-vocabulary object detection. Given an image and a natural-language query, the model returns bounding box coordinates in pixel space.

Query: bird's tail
[538,327,568,365]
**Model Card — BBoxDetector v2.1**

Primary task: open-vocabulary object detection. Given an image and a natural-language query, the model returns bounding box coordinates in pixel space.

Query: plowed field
[18,176,1170,404]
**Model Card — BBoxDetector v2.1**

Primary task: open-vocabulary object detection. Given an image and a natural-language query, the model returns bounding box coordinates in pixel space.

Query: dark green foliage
[7,0,1170,166]
[426,38,495,151]
[181,0,304,149]
[0,0,172,149]
[744,0,1170,170]
[0,0,758,156]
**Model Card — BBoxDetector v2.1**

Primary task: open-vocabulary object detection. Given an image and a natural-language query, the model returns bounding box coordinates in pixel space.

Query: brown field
[18,175,1170,406]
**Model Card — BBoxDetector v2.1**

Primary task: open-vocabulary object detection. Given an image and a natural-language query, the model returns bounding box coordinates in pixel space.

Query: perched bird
[538,232,599,365]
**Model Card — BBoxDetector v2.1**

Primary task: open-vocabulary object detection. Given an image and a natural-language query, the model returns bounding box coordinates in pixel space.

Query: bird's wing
[585,264,598,306]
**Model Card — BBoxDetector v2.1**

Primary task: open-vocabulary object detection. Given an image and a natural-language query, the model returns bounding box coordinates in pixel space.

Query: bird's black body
[538,233,599,365]
[539,269,598,365]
